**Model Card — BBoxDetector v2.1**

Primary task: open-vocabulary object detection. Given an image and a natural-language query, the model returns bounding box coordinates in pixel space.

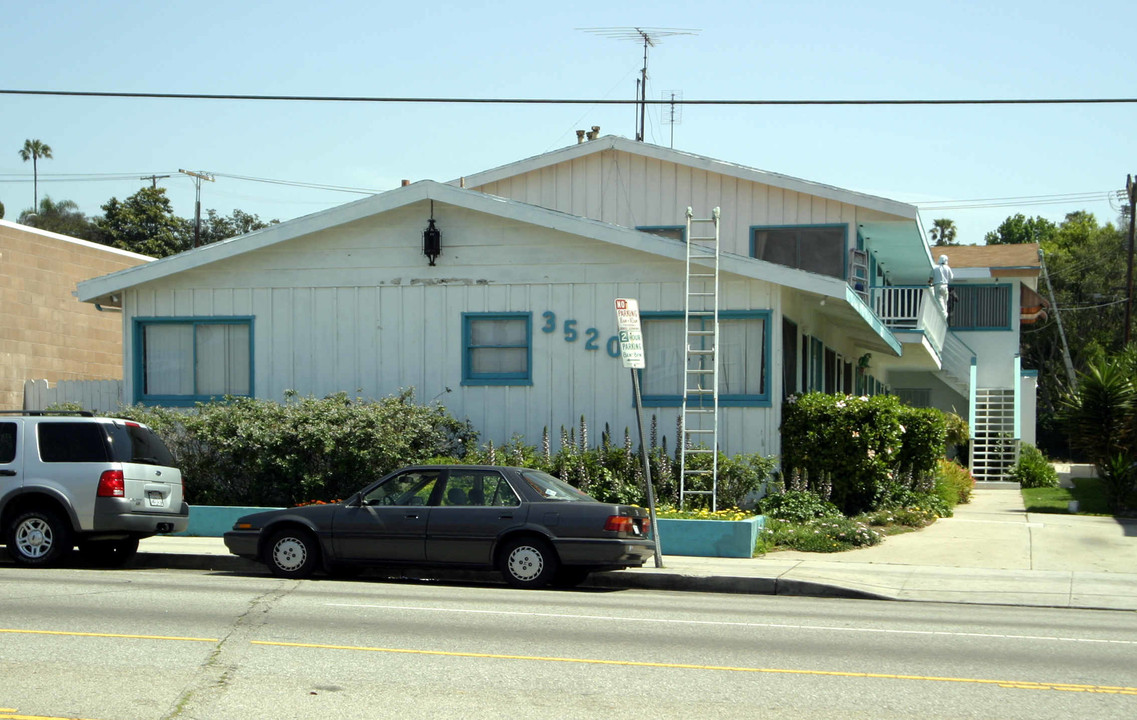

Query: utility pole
[140,174,170,189]
[179,169,214,248]
[1039,247,1077,389]
[1125,174,1136,345]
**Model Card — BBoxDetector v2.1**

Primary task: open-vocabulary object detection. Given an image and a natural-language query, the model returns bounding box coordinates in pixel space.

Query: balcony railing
[870,285,948,355]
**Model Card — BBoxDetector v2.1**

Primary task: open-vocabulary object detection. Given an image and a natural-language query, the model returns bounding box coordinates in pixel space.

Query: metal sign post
[615,298,663,568]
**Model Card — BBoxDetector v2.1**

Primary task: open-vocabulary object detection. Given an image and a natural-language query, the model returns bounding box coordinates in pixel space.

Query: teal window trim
[636,225,687,243]
[750,223,849,279]
[948,283,1013,331]
[133,316,255,407]
[637,310,771,407]
[461,312,533,386]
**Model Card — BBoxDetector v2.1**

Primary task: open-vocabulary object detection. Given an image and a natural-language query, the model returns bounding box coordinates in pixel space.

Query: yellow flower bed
[653,505,756,521]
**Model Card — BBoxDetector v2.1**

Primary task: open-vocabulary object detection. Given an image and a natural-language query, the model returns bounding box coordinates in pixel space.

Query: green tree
[93,187,191,258]
[983,213,1057,245]
[18,196,96,239]
[18,139,53,210]
[0,199,5,219]
[198,208,278,245]
[1059,348,1137,512]
[1014,212,1128,453]
[928,218,958,246]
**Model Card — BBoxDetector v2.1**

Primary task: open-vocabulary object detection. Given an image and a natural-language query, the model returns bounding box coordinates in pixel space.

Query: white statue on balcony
[930,254,953,317]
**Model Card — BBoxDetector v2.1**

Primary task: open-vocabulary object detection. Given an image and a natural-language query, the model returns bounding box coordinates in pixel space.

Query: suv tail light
[97,470,125,498]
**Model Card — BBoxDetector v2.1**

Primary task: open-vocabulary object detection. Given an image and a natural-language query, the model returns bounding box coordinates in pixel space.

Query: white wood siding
[473,149,906,259]
[122,202,780,456]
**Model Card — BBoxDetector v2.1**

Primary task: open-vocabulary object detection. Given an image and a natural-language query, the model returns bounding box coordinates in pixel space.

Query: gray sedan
[223,465,654,588]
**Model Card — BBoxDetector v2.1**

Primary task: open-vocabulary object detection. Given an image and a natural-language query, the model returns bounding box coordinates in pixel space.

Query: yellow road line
[0,712,101,720]
[0,628,218,643]
[251,640,1137,695]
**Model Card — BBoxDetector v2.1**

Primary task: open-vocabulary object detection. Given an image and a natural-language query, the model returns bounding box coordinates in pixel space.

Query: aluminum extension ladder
[679,206,720,510]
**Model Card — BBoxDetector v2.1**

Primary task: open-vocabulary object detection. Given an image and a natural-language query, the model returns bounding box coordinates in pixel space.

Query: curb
[121,551,884,601]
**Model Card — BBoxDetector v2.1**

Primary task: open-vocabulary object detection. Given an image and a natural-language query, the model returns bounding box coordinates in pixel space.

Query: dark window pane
[754,229,797,267]
[38,423,110,463]
[106,424,176,466]
[0,423,16,463]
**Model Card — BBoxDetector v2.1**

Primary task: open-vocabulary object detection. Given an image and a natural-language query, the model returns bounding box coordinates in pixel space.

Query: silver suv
[0,411,188,567]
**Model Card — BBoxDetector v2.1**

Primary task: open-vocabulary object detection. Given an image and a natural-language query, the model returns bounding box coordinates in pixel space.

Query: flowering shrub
[758,490,841,523]
[934,459,975,504]
[1007,444,1060,489]
[461,417,776,510]
[862,506,938,528]
[759,517,885,553]
[780,393,947,515]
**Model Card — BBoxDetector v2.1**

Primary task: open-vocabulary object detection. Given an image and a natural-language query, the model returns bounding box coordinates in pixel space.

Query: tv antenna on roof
[578,27,700,142]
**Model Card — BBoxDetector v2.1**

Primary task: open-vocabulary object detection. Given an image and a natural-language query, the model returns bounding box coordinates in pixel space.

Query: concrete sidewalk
[121,487,1137,610]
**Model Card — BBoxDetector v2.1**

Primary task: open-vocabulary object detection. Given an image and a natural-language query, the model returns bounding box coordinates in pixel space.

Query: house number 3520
[541,311,621,358]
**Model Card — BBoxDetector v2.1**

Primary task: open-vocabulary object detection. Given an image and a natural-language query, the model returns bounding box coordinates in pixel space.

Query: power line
[2,88,1136,106]
[915,192,1115,211]
[917,191,1114,206]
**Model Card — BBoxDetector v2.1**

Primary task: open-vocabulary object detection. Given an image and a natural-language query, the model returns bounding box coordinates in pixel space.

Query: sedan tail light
[97,470,125,498]
[605,515,634,532]
[605,515,649,535]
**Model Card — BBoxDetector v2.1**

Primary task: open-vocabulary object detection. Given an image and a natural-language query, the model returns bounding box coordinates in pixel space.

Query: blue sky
[2,0,1134,245]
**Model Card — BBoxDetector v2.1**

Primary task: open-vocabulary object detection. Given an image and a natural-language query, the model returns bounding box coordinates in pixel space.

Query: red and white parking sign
[614,298,645,369]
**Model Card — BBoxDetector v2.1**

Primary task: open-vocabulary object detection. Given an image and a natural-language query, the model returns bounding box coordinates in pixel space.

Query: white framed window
[134,317,253,405]
[640,311,770,406]
[461,312,532,386]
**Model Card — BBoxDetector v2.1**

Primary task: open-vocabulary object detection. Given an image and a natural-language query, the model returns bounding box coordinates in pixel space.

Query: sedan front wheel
[500,537,558,589]
[266,529,319,579]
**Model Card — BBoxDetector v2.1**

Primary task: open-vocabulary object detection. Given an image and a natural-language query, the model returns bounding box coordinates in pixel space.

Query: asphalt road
[2,566,1136,720]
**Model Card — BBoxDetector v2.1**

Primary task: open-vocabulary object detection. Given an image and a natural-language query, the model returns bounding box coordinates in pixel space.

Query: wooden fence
[23,379,124,413]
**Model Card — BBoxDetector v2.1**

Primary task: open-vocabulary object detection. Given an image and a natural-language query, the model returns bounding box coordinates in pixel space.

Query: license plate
[148,491,164,507]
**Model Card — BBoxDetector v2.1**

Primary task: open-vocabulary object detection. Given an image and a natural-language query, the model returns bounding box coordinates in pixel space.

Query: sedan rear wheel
[500,537,558,589]
[266,529,319,579]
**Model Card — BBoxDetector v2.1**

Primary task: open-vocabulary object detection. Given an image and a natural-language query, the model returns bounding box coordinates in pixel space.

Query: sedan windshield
[519,469,597,502]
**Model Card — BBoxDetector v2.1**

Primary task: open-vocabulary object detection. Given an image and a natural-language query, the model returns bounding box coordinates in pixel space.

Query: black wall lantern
[423,201,441,266]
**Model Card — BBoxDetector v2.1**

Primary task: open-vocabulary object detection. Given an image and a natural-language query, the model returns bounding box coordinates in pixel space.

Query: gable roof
[935,243,1040,271]
[76,179,901,355]
[77,180,850,305]
[451,135,920,220]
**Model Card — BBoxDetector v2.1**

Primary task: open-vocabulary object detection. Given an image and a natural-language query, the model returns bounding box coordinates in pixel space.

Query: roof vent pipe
[401,179,410,187]
[587,126,600,140]
[576,130,586,144]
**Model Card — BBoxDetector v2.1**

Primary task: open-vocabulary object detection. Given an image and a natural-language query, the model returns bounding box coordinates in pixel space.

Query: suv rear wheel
[6,509,72,567]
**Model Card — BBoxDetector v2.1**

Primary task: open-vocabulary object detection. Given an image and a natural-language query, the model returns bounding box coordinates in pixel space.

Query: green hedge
[780,393,949,515]
[114,399,775,510]
[114,391,476,506]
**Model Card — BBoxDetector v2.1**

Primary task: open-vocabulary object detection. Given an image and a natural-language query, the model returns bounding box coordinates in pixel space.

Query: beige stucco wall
[0,220,151,410]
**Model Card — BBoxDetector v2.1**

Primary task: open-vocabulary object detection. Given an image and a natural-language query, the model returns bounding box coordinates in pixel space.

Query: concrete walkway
[83,487,1137,610]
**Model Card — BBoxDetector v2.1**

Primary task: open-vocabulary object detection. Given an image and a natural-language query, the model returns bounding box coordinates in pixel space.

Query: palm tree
[929,218,958,247]
[18,139,53,211]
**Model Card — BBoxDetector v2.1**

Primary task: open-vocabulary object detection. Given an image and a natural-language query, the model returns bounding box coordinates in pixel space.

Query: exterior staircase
[970,388,1018,481]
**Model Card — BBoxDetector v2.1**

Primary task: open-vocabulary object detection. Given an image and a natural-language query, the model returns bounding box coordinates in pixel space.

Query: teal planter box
[655,516,765,558]
[179,505,283,537]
